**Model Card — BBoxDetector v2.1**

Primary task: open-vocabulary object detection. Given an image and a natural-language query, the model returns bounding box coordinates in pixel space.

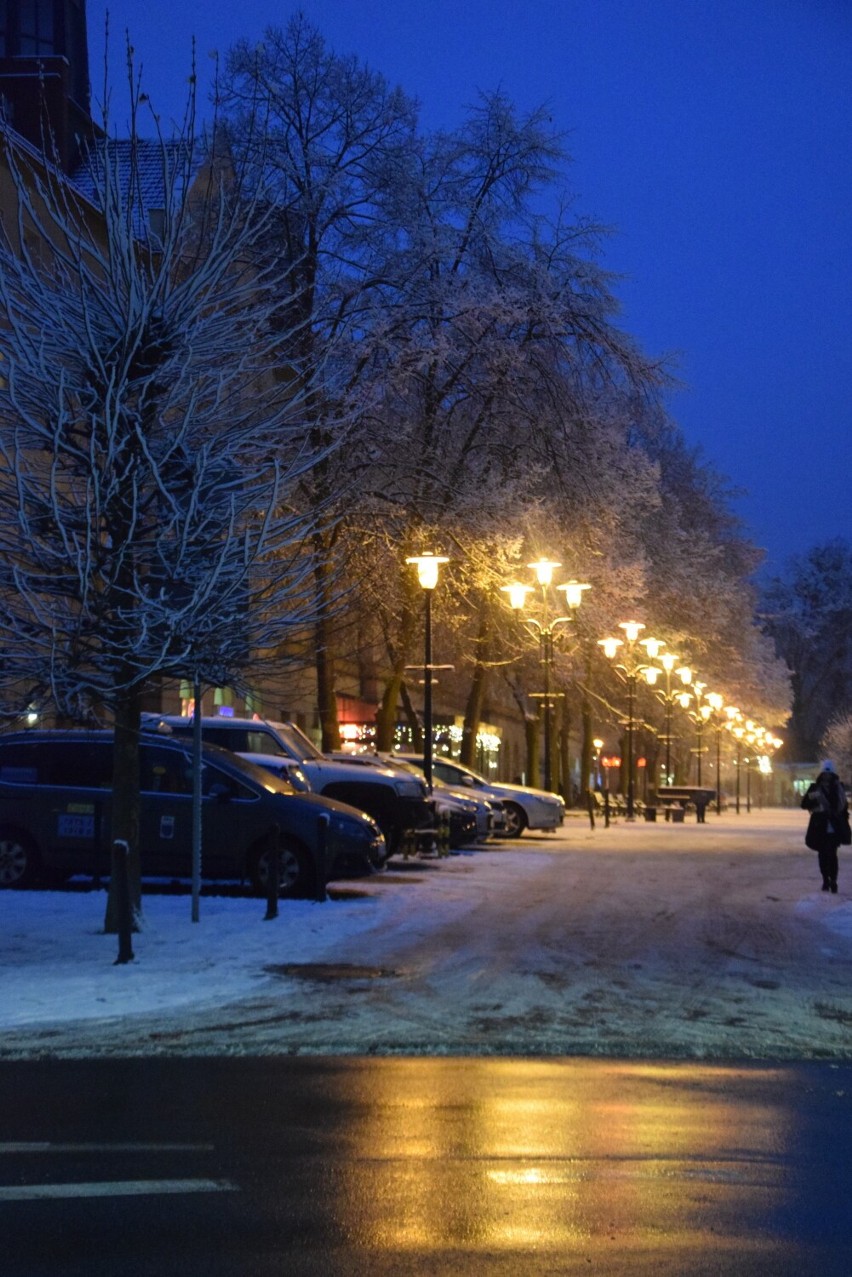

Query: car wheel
[0,829,41,888]
[250,837,314,898]
[502,803,527,838]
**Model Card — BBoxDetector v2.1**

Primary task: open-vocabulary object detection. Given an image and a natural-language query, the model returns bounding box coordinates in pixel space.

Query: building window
[18,0,54,55]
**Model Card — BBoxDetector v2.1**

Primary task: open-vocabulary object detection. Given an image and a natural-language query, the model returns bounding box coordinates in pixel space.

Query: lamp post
[676,679,713,785]
[502,560,590,793]
[731,723,745,814]
[642,647,692,786]
[592,737,604,790]
[705,692,725,814]
[406,552,449,793]
[599,621,647,820]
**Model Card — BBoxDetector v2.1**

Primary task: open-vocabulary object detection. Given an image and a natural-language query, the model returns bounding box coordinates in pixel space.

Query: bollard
[437,813,451,857]
[315,813,329,902]
[112,839,134,965]
[604,791,611,828]
[587,792,596,830]
[263,822,281,921]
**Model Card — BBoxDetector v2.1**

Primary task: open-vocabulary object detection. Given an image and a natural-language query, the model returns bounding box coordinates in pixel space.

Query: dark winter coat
[801,772,851,852]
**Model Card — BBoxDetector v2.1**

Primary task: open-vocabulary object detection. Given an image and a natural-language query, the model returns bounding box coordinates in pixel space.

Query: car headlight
[331,813,374,841]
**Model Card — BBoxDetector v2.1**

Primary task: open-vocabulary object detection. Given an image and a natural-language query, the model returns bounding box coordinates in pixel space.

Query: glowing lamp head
[529,558,561,587]
[599,637,622,660]
[677,691,692,709]
[502,582,533,611]
[677,666,693,685]
[660,652,678,672]
[643,666,661,686]
[558,579,591,609]
[406,552,449,590]
[707,692,724,711]
[641,636,664,659]
[619,620,645,644]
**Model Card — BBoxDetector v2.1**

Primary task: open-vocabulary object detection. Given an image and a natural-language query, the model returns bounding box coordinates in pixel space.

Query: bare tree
[0,73,340,928]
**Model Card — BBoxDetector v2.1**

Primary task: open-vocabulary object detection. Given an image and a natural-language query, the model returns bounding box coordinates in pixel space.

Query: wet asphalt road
[2,1055,851,1275]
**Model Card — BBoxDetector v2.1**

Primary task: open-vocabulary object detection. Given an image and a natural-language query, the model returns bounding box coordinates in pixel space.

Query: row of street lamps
[406,552,781,808]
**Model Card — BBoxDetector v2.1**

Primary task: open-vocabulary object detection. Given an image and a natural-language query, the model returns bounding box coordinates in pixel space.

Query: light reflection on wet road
[2,1056,850,1274]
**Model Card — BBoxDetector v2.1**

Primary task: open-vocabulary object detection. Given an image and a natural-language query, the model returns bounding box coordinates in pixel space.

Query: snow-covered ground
[2,808,851,1060]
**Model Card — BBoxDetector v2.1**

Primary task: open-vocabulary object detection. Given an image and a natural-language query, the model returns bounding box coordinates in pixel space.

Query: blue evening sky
[89,0,852,574]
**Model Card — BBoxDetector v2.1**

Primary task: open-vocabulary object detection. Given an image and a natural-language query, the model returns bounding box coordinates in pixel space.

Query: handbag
[841,811,852,847]
[806,812,827,851]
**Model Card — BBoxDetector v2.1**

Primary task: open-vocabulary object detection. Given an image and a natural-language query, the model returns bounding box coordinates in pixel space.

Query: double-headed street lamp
[502,559,590,793]
[406,552,450,793]
[598,621,648,820]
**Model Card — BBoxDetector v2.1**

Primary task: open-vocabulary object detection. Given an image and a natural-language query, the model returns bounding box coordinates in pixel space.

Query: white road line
[0,1179,236,1201]
[0,1143,214,1154]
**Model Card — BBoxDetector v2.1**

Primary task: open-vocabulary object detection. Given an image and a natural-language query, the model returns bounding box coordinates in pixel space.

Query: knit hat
[820,760,836,773]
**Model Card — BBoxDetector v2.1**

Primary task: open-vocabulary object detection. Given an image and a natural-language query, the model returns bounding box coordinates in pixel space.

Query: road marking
[0,1143,214,1154]
[0,1179,236,1201]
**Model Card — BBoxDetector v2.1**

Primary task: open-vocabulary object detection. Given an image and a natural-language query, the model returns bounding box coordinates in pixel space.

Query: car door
[138,743,197,878]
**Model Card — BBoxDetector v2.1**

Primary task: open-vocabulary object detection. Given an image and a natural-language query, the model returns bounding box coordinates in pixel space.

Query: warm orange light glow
[558,579,591,608]
[502,582,533,610]
[406,552,449,590]
[528,558,561,587]
[619,620,645,643]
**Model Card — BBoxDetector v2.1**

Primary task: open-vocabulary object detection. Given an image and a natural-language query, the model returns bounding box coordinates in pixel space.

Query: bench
[655,787,716,823]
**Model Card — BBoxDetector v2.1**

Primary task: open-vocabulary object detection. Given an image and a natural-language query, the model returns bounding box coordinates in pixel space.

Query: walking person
[801,760,850,893]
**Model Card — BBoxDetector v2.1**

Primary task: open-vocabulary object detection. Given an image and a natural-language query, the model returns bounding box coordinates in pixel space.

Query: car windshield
[268,721,325,762]
[201,741,295,795]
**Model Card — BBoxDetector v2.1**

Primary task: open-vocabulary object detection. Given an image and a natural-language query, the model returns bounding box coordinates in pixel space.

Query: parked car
[143,716,432,856]
[330,753,485,848]
[394,754,565,837]
[0,730,385,895]
[367,753,502,845]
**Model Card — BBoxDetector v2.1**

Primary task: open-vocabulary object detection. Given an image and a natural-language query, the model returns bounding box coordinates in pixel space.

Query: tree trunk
[313,552,341,752]
[525,716,540,789]
[460,611,490,768]
[104,682,143,934]
[580,694,593,803]
[375,669,405,751]
[558,696,571,804]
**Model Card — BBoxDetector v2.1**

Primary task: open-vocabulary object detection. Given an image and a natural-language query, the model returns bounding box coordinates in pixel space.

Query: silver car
[395,755,564,838]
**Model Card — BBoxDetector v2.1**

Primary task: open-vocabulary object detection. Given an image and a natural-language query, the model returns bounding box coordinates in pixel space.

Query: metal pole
[746,758,752,813]
[665,694,672,784]
[543,630,552,792]
[715,727,722,815]
[191,672,202,923]
[626,673,635,819]
[423,589,433,794]
[735,743,741,814]
[696,720,703,786]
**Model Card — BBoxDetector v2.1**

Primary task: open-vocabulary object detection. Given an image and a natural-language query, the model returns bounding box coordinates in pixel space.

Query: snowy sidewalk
[1,808,851,1059]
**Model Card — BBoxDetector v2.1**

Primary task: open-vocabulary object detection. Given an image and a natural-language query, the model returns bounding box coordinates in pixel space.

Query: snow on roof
[69,135,205,241]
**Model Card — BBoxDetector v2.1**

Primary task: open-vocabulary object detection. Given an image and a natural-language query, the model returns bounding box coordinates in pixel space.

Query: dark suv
[0,730,386,895]
[145,716,433,855]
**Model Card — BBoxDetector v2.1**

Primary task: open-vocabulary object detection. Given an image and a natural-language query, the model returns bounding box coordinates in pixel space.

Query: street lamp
[502,559,590,793]
[406,552,449,793]
[642,648,692,786]
[598,620,646,819]
[730,722,745,814]
[678,680,713,785]
[592,737,604,790]
[704,692,725,814]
